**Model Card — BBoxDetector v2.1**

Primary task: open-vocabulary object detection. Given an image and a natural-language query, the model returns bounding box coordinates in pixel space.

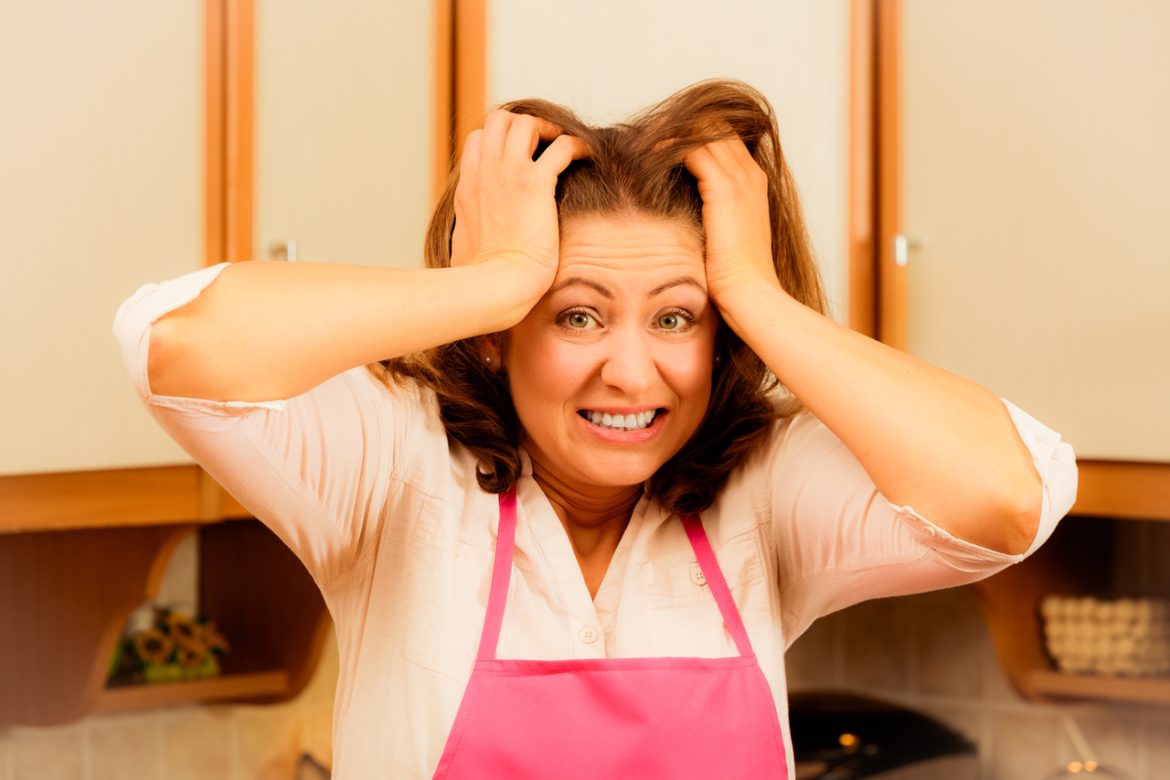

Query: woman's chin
[568,454,663,491]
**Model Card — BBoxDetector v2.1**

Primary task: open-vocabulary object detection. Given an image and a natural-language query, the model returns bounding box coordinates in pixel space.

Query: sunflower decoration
[108,605,231,686]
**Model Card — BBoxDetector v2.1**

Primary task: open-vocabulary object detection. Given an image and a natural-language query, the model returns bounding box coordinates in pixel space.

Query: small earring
[484,355,493,365]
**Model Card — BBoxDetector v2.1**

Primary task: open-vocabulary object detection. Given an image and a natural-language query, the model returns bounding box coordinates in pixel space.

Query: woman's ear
[475,335,504,369]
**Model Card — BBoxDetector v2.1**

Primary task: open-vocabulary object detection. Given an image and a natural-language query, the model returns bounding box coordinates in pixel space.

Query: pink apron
[432,487,789,778]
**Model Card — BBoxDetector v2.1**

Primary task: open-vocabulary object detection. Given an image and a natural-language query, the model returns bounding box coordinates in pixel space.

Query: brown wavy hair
[368,78,827,513]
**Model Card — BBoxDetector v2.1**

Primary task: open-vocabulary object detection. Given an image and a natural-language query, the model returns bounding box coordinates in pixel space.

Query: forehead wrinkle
[558,237,701,264]
[555,215,707,294]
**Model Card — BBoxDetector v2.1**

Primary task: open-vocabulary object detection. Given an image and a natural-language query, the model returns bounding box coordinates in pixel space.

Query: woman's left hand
[683,127,780,304]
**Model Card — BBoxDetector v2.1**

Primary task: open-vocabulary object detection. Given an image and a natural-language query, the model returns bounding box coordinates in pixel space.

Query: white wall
[485,0,852,320]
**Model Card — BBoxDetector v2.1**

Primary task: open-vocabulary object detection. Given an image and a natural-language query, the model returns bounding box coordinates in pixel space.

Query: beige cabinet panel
[254,0,434,268]
[903,0,1169,461]
[1,2,202,475]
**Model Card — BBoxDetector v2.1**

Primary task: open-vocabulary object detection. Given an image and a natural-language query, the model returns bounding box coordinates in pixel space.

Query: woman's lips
[575,408,667,443]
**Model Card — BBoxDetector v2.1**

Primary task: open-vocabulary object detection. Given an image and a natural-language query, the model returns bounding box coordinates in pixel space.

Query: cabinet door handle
[893,233,922,267]
[269,239,299,262]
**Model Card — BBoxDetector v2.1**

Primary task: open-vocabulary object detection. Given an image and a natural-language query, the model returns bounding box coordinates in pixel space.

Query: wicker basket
[1040,595,1170,677]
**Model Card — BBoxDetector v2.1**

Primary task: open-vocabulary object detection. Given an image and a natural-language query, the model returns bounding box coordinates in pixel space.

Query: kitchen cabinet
[878,0,1170,704]
[0,1,203,476]
[888,0,1170,463]
[0,0,462,726]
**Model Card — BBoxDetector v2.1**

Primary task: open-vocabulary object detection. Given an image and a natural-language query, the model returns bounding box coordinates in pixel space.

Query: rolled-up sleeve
[112,264,430,588]
[765,399,1077,641]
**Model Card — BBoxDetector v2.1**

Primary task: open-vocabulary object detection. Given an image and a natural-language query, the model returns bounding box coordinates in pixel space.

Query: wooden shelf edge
[1073,460,1170,521]
[1026,669,1170,706]
[0,465,255,531]
[93,671,290,715]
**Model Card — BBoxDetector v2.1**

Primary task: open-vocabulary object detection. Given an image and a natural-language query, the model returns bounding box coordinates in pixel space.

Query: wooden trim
[225,0,254,263]
[434,0,454,204]
[0,467,257,532]
[204,0,226,267]
[0,467,201,532]
[1073,461,1170,521]
[205,0,252,265]
[847,0,876,336]
[453,0,487,157]
[874,0,906,349]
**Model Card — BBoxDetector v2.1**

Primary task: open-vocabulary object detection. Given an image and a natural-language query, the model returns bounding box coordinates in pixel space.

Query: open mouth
[576,408,664,432]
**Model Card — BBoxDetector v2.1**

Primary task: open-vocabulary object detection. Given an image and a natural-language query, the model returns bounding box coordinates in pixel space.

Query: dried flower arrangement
[108,605,230,685]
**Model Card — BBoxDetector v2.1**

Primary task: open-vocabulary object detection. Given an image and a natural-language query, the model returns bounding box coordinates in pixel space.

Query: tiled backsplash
[786,587,1170,780]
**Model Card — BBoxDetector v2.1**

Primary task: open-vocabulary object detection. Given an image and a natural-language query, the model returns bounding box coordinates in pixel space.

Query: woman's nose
[599,330,658,397]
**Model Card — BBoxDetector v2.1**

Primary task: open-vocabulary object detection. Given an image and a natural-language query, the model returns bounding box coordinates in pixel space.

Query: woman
[115,80,1076,778]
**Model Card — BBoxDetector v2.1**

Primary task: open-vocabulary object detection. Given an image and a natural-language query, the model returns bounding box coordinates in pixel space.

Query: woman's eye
[656,309,693,331]
[561,310,597,330]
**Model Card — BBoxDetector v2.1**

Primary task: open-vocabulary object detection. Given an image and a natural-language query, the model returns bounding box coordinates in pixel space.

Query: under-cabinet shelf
[0,468,328,726]
[95,670,291,715]
[1026,670,1170,706]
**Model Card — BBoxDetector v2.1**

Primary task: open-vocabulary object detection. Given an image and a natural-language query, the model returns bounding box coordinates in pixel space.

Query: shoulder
[733,400,835,481]
[710,402,858,527]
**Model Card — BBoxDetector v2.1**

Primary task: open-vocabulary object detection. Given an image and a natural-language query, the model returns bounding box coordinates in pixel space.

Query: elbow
[994,470,1044,556]
[145,316,179,397]
[147,315,207,399]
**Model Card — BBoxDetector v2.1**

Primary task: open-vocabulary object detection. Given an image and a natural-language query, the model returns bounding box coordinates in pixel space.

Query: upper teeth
[586,410,657,430]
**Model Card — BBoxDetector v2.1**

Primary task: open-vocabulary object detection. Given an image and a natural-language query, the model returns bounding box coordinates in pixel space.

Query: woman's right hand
[449,110,588,305]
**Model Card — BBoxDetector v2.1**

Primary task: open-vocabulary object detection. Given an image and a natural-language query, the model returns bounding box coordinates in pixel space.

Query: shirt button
[690,567,707,586]
[578,625,599,644]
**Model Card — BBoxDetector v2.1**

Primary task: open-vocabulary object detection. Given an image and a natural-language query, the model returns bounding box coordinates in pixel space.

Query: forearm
[717,279,1041,554]
[148,259,536,403]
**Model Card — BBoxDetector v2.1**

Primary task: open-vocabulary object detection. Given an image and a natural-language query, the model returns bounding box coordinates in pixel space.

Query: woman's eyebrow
[550,277,613,298]
[549,276,707,299]
[648,276,706,297]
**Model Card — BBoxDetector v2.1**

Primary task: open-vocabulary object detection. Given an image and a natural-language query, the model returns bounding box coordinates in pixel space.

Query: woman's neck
[528,454,643,561]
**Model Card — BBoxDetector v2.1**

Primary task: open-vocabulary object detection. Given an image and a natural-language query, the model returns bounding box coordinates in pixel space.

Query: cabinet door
[900,0,1170,461]
[253,0,434,268]
[0,2,202,475]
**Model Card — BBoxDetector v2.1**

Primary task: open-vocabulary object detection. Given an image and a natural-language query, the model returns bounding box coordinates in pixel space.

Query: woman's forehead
[557,214,706,285]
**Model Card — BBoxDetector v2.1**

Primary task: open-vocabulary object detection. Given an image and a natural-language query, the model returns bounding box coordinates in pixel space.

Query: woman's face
[505,213,718,492]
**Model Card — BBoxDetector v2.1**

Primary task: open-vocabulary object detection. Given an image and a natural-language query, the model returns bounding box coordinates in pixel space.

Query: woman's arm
[686,133,1045,556]
[149,259,537,402]
[150,111,587,403]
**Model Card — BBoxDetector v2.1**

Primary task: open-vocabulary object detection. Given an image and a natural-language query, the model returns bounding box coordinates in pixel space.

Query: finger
[480,109,517,159]
[532,134,590,178]
[504,114,567,162]
[705,135,760,180]
[683,144,727,184]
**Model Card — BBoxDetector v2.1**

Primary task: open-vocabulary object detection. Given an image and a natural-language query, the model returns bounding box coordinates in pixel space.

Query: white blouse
[113,263,1077,779]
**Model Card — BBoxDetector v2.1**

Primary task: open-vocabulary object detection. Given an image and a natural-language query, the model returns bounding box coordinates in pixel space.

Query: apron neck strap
[477,486,518,662]
[477,488,755,661]
[680,513,756,658]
